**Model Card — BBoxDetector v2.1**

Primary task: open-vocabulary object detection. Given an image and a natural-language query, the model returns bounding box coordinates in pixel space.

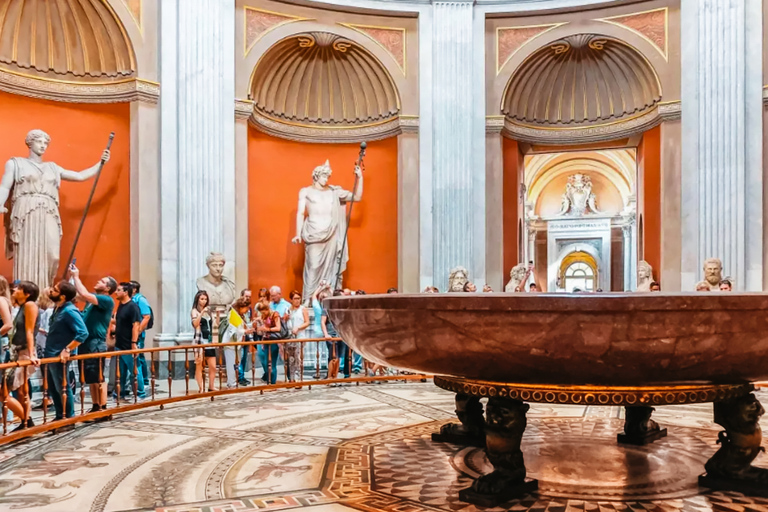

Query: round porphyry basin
[324,293,768,386]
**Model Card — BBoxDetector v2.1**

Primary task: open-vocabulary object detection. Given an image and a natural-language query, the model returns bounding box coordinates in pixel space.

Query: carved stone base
[618,406,667,445]
[699,473,768,497]
[458,397,531,505]
[617,428,668,446]
[458,478,538,507]
[432,393,485,447]
[700,393,768,496]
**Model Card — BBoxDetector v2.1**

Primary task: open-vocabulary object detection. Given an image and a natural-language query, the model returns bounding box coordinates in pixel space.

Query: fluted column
[428,0,483,291]
[681,0,763,290]
[158,0,235,339]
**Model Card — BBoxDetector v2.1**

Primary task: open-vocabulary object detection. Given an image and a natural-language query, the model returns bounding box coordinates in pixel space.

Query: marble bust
[0,129,110,286]
[292,160,363,299]
[448,266,469,292]
[196,252,236,306]
[505,263,528,293]
[636,260,653,292]
[557,173,600,217]
[702,258,723,291]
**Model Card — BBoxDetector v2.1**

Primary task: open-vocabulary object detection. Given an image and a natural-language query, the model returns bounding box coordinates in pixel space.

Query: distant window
[564,262,595,292]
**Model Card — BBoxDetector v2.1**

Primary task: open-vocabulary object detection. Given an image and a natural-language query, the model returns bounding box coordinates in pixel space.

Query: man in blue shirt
[129,280,152,387]
[48,281,89,421]
[256,286,291,382]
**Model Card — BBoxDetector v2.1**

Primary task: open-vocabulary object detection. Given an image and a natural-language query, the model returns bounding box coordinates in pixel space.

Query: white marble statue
[702,257,723,291]
[196,252,236,306]
[0,129,110,287]
[448,266,469,292]
[557,173,601,217]
[292,160,363,299]
[636,260,653,292]
[505,263,529,292]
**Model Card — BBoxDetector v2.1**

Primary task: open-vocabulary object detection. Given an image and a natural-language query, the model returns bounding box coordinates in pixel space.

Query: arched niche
[496,31,669,144]
[247,30,403,143]
[0,0,155,102]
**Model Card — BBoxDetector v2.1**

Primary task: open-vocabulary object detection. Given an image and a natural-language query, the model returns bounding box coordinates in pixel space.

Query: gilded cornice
[235,98,255,120]
[658,100,681,121]
[502,106,663,145]
[249,110,413,143]
[0,69,158,103]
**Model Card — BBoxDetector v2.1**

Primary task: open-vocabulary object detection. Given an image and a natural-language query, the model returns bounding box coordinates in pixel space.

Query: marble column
[158,0,236,340]
[622,224,631,291]
[660,117,682,291]
[680,0,763,291]
[398,128,421,293]
[485,128,504,292]
[428,0,484,291]
[130,99,160,343]
[234,101,252,291]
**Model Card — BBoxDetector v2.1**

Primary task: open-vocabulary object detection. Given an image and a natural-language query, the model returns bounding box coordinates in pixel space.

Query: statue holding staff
[292,160,363,300]
[0,130,110,287]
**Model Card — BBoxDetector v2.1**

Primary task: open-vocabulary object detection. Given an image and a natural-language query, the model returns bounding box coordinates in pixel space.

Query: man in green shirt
[70,264,116,416]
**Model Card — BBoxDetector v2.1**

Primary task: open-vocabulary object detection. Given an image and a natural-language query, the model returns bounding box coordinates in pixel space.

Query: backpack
[147,306,154,330]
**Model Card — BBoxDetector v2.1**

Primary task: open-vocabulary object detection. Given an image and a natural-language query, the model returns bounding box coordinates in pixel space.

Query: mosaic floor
[0,382,766,512]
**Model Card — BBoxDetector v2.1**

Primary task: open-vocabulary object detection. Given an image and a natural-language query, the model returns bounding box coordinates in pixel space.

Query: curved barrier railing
[0,337,430,445]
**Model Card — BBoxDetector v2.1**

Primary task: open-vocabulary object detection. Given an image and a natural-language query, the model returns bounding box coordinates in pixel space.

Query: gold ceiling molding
[597,7,668,61]
[496,23,566,75]
[244,6,310,57]
[249,113,406,144]
[121,0,141,32]
[338,23,406,75]
[0,68,158,103]
[502,34,662,132]
[249,31,400,140]
[0,0,136,81]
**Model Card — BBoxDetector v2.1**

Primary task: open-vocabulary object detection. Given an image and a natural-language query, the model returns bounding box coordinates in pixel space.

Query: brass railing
[0,337,430,445]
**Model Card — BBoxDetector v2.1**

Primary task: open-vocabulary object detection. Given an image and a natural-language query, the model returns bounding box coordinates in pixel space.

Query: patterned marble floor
[0,382,766,512]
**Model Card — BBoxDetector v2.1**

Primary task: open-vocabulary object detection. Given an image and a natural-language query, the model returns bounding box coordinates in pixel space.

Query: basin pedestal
[432,376,765,505]
[431,393,486,447]
[699,393,768,497]
[617,406,668,445]
[457,396,538,506]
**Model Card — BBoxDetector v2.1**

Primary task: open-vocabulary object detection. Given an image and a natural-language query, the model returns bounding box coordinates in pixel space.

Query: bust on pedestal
[636,261,653,292]
[196,252,236,307]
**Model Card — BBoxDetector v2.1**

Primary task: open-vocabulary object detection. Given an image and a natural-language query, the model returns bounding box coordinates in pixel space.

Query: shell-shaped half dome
[0,0,135,80]
[503,34,661,127]
[251,32,400,127]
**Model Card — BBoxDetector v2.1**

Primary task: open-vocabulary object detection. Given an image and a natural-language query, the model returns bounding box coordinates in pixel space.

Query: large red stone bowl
[324,293,768,386]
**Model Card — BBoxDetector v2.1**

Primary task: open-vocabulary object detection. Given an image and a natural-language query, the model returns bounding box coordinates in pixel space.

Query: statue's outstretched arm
[0,160,15,213]
[59,149,111,182]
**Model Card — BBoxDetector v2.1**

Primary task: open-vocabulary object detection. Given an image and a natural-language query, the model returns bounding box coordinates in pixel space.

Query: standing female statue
[0,130,110,287]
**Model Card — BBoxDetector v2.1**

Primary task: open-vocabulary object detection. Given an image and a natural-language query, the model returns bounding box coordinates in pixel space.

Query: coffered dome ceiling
[502,34,662,128]
[0,0,135,81]
[250,32,400,128]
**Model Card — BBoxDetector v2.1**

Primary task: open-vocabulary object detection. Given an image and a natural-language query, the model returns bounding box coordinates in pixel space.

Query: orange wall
[502,137,521,274]
[0,91,131,288]
[639,125,661,278]
[248,129,398,294]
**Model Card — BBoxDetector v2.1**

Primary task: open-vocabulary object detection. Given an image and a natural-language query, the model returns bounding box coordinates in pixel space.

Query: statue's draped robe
[301,186,353,298]
[5,158,63,287]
